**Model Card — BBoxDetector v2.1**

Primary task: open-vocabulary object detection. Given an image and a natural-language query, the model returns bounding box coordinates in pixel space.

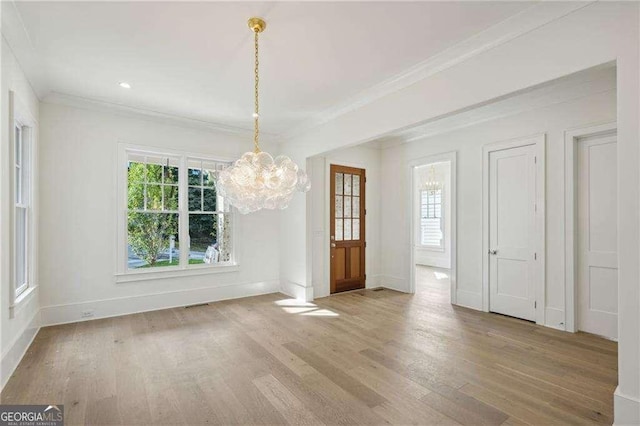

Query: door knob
[331,243,336,248]
[489,249,498,255]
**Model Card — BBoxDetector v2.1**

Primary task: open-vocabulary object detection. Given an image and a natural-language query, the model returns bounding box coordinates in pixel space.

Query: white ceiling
[5,1,533,136]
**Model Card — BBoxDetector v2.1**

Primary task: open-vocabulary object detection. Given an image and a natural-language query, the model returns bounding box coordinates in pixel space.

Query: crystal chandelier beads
[216,17,310,214]
[217,151,310,214]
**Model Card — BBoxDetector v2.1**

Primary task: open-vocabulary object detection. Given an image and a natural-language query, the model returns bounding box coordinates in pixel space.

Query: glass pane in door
[335,173,343,195]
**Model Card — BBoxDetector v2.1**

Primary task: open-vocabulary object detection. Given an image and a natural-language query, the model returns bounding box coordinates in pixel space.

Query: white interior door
[489,144,537,321]
[577,135,617,339]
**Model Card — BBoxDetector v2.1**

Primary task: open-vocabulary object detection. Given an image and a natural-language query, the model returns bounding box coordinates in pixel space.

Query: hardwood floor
[1,266,617,425]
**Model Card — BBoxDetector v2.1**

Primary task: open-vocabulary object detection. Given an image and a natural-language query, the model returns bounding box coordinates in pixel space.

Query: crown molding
[42,92,272,139]
[281,1,593,142]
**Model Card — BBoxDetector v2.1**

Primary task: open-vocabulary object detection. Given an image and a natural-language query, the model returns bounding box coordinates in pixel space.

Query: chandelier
[422,165,441,192]
[216,17,311,214]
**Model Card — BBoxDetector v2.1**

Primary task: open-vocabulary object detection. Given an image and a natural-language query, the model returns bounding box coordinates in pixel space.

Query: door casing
[482,134,546,325]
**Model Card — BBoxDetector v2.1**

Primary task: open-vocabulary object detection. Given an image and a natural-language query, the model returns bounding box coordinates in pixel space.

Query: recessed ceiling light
[119,82,131,89]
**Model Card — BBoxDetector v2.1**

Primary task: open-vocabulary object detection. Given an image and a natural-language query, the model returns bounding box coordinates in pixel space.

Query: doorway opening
[410,152,456,304]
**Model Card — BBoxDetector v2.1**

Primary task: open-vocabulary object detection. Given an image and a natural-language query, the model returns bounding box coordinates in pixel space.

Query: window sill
[10,285,37,318]
[415,245,445,253]
[115,264,240,283]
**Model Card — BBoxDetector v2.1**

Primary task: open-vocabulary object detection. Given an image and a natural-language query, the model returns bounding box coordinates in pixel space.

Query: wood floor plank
[283,341,387,408]
[0,267,617,425]
[253,374,323,425]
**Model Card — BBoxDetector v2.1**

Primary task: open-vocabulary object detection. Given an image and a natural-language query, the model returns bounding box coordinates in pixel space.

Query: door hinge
[365,274,367,280]
[534,301,537,309]
[534,156,537,164]
[534,252,537,260]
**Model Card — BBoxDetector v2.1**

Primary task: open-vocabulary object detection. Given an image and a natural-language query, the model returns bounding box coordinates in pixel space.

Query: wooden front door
[330,165,366,294]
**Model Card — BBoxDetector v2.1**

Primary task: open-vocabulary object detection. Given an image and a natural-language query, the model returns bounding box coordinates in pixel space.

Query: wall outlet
[81,310,94,318]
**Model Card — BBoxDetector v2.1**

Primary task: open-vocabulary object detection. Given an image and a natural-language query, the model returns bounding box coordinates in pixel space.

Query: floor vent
[372,288,384,292]
[184,302,210,308]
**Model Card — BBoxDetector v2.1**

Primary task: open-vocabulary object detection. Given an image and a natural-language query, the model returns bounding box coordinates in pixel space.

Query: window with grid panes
[420,188,443,248]
[125,150,232,270]
[334,172,361,241]
[14,122,30,297]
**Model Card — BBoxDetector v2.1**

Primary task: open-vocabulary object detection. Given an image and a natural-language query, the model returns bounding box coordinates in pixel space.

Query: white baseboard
[380,275,410,292]
[40,280,280,326]
[545,307,566,330]
[455,289,482,310]
[366,274,383,288]
[614,386,640,425]
[280,280,314,302]
[1,310,40,390]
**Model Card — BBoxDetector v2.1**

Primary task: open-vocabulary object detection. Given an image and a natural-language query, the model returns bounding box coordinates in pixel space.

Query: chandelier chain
[216,17,311,215]
[254,30,260,153]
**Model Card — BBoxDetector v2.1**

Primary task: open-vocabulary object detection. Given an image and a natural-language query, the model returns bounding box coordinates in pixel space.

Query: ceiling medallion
[216,17,311,214]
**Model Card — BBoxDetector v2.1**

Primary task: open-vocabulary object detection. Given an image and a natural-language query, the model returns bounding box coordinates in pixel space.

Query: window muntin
[127,155,180,269]
[125,151,232,271]
[14,123,30,297]
[187,159,231,265]
[334,172,361,241]
[420,188,443,248]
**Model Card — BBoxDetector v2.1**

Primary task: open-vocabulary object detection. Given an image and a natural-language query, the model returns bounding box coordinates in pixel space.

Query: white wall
[414,161,451,269]
[308,145,381,299]
[0,37,41,388]
[37,102,281,326]
[382,88,616,325]
[279,3,639,422]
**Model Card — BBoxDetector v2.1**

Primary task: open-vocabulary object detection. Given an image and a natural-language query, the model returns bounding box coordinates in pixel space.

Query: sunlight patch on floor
[301,309,340,317]
[434,271,449,280]
[282,306,318,314]
[274,298,317,307]
[275,299,340,317]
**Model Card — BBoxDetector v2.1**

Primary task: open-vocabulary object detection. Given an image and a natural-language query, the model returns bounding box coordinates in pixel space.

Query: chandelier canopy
[216,17,310,214]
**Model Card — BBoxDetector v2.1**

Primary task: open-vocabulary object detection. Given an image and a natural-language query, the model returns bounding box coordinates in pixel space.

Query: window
[125,150,232,271]
[14,122,30,297]
[187,159,232,264]
[420,188,443,248]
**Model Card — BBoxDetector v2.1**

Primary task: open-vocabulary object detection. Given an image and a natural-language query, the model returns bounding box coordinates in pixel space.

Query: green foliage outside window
[127,162,178,267]
[188,168,219,252]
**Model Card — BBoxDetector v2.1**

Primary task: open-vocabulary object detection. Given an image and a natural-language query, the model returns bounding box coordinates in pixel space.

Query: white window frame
[9,91,38,311]
[419,187,445,250]
[14,122,30,297]
[186,158,233,265]
[116,144,239,283]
